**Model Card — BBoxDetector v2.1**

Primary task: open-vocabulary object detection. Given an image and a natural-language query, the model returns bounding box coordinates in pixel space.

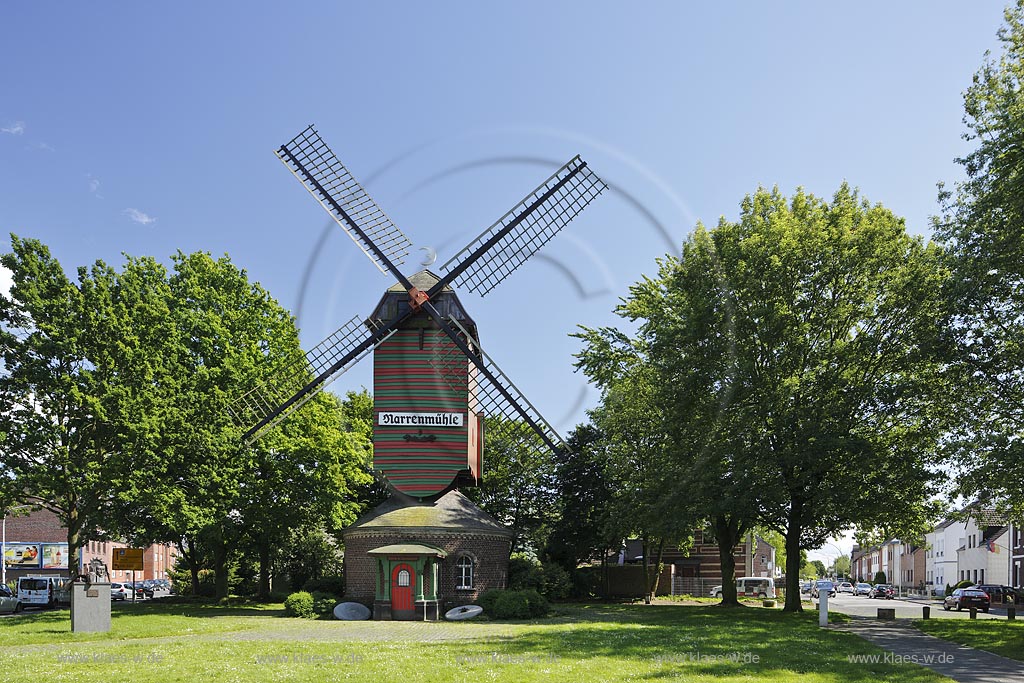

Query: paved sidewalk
[836,618,1024,683]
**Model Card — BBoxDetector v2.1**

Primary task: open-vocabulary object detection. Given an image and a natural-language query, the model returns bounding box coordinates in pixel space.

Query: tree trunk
[782,502,804,613]
[66,503,81,622]
[641,535,651,604]
[178,537,201,597]
[258,538,271,600]
[645,538,666,602]
[601,548,609,602]
[212,537,229,600]
[714,515,742,607]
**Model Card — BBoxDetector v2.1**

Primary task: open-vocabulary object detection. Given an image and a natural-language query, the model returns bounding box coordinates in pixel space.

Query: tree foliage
[934,1,1024,522]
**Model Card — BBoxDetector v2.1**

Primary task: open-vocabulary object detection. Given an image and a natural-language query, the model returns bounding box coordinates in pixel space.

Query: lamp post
[2,504,35,587]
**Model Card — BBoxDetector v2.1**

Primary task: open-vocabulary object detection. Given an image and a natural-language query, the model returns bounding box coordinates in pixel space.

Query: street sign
[111,548,144,571]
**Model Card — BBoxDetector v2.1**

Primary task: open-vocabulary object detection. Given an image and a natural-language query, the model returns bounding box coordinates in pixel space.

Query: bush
[311,591,338,618]
[955,579,975,589]
[482,589,549,619]
[873,571,887,585]
[284,591,315,618]
[478,589,502,614]
[303,575,345,597]
[508,556,543,591]
[521,589,549,617]
[540,563,571,601]
[492,591,532,619]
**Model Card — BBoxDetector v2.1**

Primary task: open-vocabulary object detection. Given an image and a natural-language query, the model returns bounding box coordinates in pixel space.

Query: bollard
[922,605,930,619]
[819,591,829,627]
[1008,605,1016,621]
[969,607,977,620]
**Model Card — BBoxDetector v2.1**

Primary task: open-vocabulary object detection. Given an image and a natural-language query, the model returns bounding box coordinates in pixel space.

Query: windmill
[231,125,606,501]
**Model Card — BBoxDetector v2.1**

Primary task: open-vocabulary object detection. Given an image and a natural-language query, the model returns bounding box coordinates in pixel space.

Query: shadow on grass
[438,605,943,681]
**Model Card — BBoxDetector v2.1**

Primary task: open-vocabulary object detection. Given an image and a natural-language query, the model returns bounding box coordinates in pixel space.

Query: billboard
[41,543,69,569]
[3,543,42,568]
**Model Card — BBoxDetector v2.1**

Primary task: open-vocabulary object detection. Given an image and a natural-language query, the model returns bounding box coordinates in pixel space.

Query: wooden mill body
[371,271,482,499]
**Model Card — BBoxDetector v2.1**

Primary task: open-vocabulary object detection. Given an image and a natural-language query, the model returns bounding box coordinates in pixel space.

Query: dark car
[943,588,990,612]
[869,584,895,599]
[126,582,153,599]
[975,584,1017,605]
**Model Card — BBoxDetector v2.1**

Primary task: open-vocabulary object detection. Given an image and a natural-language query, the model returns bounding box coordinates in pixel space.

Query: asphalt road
[811,592,1011,620]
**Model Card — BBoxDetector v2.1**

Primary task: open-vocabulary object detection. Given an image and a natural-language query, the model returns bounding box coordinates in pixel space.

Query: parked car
[855,582,872,596]
[110,583,129,601]
[836,582,855,594]
[869,584,895,599]
[17,576,62,608]
[128,582,153,599]
[800,581,813,594]
[811,580,836,598]
[0,584,23,614]
[709,577,776,599]
[944,588,990,612]
[975,584,1017,605]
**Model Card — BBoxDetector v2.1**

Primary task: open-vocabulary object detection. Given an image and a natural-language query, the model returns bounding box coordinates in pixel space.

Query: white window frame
[456,556,474,590]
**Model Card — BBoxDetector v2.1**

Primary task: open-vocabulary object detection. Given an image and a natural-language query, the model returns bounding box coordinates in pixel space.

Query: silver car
[0,584,22,613]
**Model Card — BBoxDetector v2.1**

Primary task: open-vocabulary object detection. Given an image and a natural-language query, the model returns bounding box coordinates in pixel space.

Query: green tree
[833,554,851,578]
[544,423,618,572]
[0,236,172,576]
[466,417,558,555]
[811,560,826,578]
[934,2,1024,522]
[128,251,314,598]
[571,360,697,603]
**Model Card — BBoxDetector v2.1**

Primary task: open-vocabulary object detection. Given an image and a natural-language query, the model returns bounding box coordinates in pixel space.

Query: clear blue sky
[0,2,1010,557]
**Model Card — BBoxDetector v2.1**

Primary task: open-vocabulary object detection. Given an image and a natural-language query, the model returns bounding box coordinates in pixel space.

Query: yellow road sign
[112,548,144,571]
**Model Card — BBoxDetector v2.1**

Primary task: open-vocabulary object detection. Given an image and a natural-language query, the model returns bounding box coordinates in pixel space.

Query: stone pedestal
[71,581,111,632]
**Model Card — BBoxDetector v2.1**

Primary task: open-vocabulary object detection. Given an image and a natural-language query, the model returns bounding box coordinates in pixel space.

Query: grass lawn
[915,618,1024,662]
[0,600,953,682]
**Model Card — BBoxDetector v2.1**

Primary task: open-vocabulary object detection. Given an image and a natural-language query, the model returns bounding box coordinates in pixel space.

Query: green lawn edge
[914,618,1024,662]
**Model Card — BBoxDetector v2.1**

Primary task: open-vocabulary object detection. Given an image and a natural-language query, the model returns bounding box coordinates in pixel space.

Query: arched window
[397,569,411,587]
[456,556,474,589]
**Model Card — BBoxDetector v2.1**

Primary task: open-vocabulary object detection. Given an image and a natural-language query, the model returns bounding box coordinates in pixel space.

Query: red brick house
[2,508,177,583]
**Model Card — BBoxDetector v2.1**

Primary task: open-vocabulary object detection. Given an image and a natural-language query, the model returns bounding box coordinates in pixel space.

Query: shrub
[873,571,887,585]
[521,589,549,617]
[955,579,975,589]
[944,583,953,597]
[540,563,571,601]
[284,591,315,618]
[303,575,346,598]
[311,591,338,618]
[482,589,549,619]
[492,590,532,619]
[478,589,502,614]
[508,556,543,591]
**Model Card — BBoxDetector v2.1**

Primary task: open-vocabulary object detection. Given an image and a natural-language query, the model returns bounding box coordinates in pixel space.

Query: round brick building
[342,489,512,620]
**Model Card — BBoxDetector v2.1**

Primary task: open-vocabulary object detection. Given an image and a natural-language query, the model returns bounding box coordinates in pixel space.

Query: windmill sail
[231,315,393,443]
[429,319,567,455]
[439,155,606,296]
[277,125,412,275]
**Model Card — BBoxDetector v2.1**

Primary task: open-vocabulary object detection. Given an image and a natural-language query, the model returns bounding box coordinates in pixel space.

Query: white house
[926,517,966,592]
[955,509,1009,586]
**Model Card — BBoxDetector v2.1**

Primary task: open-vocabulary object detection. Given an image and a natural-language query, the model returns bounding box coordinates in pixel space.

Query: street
[812,592,1012,620]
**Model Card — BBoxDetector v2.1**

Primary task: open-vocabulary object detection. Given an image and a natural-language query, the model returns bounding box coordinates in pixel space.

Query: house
[1010,522,1023,589]
[2,507,177,583]
[926,517,966,592]
[954,509,1009,586]
[617,530,775,596]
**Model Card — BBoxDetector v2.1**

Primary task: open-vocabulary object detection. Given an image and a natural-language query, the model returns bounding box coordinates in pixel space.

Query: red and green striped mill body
[371,272,482,499]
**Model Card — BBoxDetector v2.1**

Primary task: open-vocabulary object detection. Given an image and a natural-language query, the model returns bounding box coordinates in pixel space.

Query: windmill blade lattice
[277,125,412,275]
[429,319,567,455]
[440,155,606,296]
[231,315,393,443]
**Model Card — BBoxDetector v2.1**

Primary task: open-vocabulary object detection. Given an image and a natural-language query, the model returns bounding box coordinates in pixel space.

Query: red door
[391,564,415,618]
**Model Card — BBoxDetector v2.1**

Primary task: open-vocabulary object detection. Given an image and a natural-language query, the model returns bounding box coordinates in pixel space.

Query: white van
[710,576,776,599]
[17,575,64,608]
